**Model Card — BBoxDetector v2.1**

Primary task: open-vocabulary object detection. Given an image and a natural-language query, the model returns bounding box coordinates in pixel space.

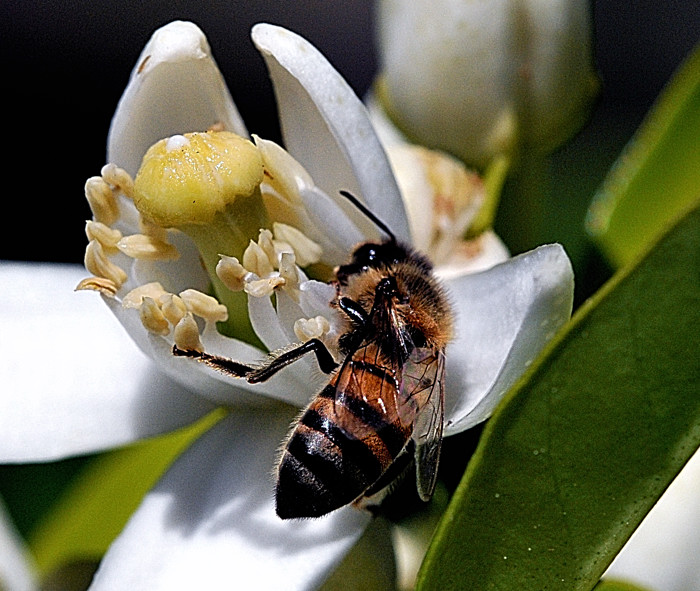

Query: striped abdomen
[276,349,412,519]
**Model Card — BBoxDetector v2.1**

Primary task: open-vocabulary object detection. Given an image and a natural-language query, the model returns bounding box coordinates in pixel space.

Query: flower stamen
[294,315,331,342]
[173,313,204,352]
[84,240,128,288]
[116,233,179,260]
[85,221,123,254]
[85,176,120,226]
[140,296,170,335]
[75,276,119,297]
[216,256,249,292]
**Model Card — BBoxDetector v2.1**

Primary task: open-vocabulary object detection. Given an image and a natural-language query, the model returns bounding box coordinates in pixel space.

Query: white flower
[604,448,700,591]
[371,0,599,168]
[0,498,37,591]
[0,21,573,590]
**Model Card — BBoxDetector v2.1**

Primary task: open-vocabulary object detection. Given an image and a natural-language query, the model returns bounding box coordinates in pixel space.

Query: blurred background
[1,0,698,265]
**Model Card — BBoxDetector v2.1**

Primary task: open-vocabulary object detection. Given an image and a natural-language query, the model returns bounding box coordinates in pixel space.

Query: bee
[174,191,453,519]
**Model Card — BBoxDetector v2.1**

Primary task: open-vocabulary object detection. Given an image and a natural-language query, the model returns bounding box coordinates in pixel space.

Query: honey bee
[174,192,453,519]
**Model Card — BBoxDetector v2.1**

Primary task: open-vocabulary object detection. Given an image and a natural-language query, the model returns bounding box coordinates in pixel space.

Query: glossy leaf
[586,41,700,268]
[417,202,700,590]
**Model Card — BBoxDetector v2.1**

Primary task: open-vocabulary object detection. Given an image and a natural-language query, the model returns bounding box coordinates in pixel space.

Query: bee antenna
[339,190,396,243]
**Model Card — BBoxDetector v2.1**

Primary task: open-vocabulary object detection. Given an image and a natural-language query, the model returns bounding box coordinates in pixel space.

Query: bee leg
[172,346,255,377]
[337,296,369,327]
[247,338,338,383]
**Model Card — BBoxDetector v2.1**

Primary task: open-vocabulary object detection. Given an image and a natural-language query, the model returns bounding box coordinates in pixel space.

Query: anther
[85,177,120,226]
[244,276,286,298]
[117,234,179,260]
[75,276,119,297]
[294,316,330,342]
[159,294,188,326]
[84,240,127,287]
[101,163,134,200]
[216,255,248,292]
[173,313,204,352]
[140,296,170,335]
[273,223,322,267]
[86,221,123,254]
[179,289,229,325]
[243,239,275,277]
[122,282,169,309]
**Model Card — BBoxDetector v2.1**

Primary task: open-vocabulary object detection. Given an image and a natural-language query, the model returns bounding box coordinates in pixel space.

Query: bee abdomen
[276,386,411,519]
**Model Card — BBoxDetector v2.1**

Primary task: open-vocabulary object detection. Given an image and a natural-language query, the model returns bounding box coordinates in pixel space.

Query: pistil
[132,130,269,344]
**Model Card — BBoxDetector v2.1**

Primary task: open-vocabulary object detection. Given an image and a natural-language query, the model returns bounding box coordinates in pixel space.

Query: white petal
[443,244,573,434]
[435,230,511,279]
[605,448,700,591]
[0,262,215,461]
[245,289,332,408]
[89,409,372,591]
[251,24,412,243]
[255,136,369,264]
[375,0,596,165]
[0,500,37,591]
[103,295,297,407]
[108,21,247,178]
[376,0,515,168]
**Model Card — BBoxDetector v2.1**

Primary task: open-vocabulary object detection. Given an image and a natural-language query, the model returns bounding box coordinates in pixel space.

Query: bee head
[336,240,420,283]
[334,190,432,283]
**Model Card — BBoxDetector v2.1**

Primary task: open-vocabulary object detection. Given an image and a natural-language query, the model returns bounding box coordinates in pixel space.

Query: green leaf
[28,410,224,577]
[586,41,700,268]
[417,202,700,590]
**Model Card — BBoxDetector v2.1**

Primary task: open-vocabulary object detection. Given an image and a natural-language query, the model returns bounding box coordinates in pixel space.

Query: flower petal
[251,23,412,243]
[0,499,36,591]
[435,230,511,279]
[442,244,574,434]
[0,262,215,461]
[108,21,248,178]
[102,295,299,407]
[89,409,372,591]
[605,447,700,591]
[255,136,369,264]
[375,0,597,166]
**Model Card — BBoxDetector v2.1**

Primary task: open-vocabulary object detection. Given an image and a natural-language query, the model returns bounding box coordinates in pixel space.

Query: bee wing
[331,339,402,428]
[400,348,446,502]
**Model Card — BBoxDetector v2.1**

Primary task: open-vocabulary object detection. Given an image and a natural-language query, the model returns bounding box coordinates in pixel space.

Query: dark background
[1,0,698,266]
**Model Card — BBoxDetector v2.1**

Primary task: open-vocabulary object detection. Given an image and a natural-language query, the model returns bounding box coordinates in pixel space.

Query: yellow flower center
[134,131,264,227]
[133,131,269,343]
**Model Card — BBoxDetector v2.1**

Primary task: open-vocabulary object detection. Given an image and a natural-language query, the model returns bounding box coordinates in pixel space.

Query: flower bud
[374,0,598,168]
